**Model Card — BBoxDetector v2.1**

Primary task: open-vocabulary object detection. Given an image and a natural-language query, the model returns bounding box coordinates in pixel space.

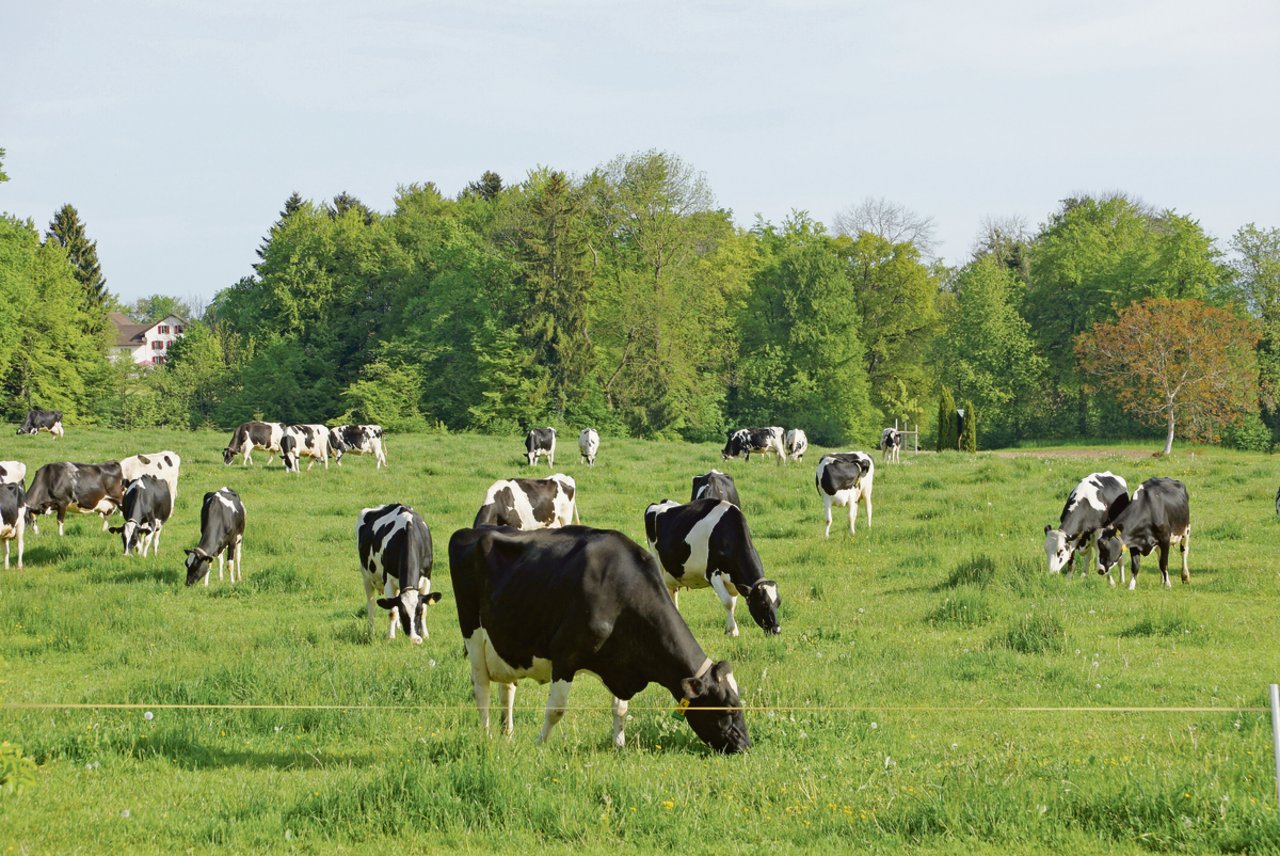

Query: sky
[3,0,1279,304]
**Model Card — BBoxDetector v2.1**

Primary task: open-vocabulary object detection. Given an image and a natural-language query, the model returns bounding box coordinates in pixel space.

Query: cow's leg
[384,579,397,639]
[500,682,516,737]
[538,679,572,743]
[1158,542,1171,589]
[669,587,680,610]
[217,551,225,582]
[847,501,856,536]
[14,523,20,569]
[865,490,873,530]
[4,539,8,569]
[823,496,833,538]
[1180,527,1190,583]
[57,509,66,537]
[1127,553,1140,590]
[612,696,629,748]
[362,574,379,636]
[710,573,740,637]
[153,524,162,556]
[464,631,492,733]
[233,538,243,583]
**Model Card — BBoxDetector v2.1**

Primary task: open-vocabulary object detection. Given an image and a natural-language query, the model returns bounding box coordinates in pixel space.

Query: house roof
[109,312,150,347]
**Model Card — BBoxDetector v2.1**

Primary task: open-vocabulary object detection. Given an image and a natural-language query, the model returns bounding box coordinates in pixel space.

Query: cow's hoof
[1127,580,1137,591]
[1181,575,1190,584]
[1108,576,1116,587]
[613,733,626,749]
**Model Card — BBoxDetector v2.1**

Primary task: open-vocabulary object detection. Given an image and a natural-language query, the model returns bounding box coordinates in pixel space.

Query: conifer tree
[45,204,108,313]
[960,399,977,451]
[937,387,958,451]
[255,191,304,271]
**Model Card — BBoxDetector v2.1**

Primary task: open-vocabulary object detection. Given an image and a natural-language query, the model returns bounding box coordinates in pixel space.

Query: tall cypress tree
[46,204,108,314]
[960,399,978,451]
[937,387,958,451]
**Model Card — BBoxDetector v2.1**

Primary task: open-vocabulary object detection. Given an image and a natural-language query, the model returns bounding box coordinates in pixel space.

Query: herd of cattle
[2,411,1198,753]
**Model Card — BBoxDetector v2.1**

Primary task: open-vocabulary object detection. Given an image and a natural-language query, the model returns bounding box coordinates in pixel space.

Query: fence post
[1271,684,1280,817]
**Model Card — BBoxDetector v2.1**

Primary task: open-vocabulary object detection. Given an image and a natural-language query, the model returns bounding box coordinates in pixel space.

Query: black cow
[24,461,124,536]
[17,409,64,438]
[814,452,875,537]
[690,470,741,508]
[357,504,442,644]
[449,525,750,752]
[1,483,25,569]
[721,427,784,462]
[474,475,580,530]
[525,427,556,467]
[1097,478,1191,590]
[644,498,781,637]
[329,424,388,469]
[1043,471,1129,580]
[223,421,286,466]
[185,488,246,586]
[879,428,902,464]
[0,461,26,488]
[108,475,172,557]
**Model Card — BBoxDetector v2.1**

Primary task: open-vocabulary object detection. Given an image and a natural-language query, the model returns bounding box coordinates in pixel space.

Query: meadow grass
[1,428,1279,852]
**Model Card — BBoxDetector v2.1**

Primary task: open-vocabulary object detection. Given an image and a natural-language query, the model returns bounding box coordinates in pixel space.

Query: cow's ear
[1043,524,1051,535]
[734,582,752,597]
[426,592,443,604]
[184,549,196,557]
[681,675,708,699]
[376,597,399,610]
[710,660,734,685]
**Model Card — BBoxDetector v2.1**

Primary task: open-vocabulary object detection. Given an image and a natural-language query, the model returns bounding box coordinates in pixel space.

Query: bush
[0,741,36,796]
[1221,411,1272,452]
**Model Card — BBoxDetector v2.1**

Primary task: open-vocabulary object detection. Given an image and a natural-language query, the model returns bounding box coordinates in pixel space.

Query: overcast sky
[4,0,1278,303]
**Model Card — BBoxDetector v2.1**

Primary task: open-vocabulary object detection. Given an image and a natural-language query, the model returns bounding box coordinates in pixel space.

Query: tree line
[2,146,1277,451]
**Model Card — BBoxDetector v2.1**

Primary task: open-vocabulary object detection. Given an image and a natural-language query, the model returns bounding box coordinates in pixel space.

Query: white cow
[814,452,875,537]
[579,428,600,467]
[119,451,181,515]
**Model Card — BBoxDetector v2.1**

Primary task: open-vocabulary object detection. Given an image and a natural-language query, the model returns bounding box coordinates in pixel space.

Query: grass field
[2,427,1280,853]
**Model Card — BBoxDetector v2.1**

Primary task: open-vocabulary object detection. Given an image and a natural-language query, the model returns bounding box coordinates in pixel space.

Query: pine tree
[464,170,504,201]
[330,191,373,224]
[45,204,108,314]
[937,387,958,451]
[960,399,977,451]
[255,192,303,271]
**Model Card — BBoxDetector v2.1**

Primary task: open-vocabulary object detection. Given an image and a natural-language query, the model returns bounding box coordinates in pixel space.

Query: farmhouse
[109,311,188,366]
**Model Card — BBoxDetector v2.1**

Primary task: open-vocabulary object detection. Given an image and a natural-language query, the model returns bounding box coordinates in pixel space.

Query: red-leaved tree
[1075,298,1260,455]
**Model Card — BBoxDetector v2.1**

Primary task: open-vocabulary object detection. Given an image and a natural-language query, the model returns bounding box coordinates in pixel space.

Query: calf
[526,427,556,467]
[329,424,388,469]
[223,421,286,466]
[722,427,785,462]
[579,428,600,466]
[449,525,750,752]
[282,423,331,472]
[474,475,579,529]
[357,504,442,643]
[1,483,25,569]
[880,428,902,464]
[24,461,123,536]
[0,461,26,488]
[784,428,808,462]
[815,452,874,537]
[185,487,246,586]
[690,470,741,508]
[1097,478,1191,590]
[1043,472,1129,580]
[17,408,64,438]
[120,451,180,515]
[108,475,172,557]
[644,498,781,637]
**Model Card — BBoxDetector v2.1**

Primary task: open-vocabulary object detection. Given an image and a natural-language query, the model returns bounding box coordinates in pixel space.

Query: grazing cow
[474,475,580,529]
[1043,472,1129,580]
[329,424,388,469]
[185,487,245,586]
[526,427,556,467]
[690,470,741,508]
[17,409,64,438]
[644,498,781,637]
[1,483,25,569]
[880,428,902,464]
[120,451,180,515]
[24,462,124,536]
[357,504,442,643]
[814,452,874,537]
[1275,486,1280,517]
[784,429,808,463]
[579,428,600,467]
[223,421,286,466]
[1097,478,1191,590]
[0,461,26,488]
[722,427,785,462]
[281,424,331,472]
[108,475,172,557]
[449,525,751,752]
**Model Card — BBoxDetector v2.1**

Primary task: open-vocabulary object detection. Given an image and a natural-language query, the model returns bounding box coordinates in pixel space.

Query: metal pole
[1271,684,1280,817]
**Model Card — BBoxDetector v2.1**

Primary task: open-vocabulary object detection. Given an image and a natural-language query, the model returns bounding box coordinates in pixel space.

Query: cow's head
[222,446,236,465]
[1043,526,1075,573]
[109,520,152,555]
[1096,526,1127,575]
[376,588,444,644]
[680,660,751,754]
[721,432,741,461]
[281,436,298,473]
[184,548,213,586]
[738,579,781,635]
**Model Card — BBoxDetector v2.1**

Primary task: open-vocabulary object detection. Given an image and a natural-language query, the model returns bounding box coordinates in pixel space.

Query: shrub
[1221,411,1272,452]
[0,742,36,796]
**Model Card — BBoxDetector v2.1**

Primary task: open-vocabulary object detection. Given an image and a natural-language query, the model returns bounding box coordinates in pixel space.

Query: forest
[2,147,1277,451]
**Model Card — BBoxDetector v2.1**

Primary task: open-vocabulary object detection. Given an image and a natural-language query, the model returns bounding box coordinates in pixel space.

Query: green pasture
[1,428,1279,853]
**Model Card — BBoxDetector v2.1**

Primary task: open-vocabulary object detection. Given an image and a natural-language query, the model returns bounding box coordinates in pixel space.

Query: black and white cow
[644,498,781,637]
[690,470,741,508]
[184,487,245,586]
[721,427,785,462]
[784,429,808,462]
[17,409,64,438]
[474,475,579,529]
[357,504,442,644]
[1096,478,1191,590]
[24,461,124,536]
[223,421,286,466]
[120,451,180,515]
[880,428,902,464]
[1043,471,1129,580]
[814,452,874,537]
[329,424,388,469]
[0,461,26,488]
[449,524,751,752]
[1,483,25,569]
[281,424,331,472]
[526,427,556,467]
[579,428,600,467]
[108,475,172,557]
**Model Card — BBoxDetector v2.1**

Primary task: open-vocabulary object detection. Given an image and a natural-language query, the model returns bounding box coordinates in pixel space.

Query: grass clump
[995,612,1066,654]
[938,555,997,590]
[927,591,993,627]
[1121,607,1201,639]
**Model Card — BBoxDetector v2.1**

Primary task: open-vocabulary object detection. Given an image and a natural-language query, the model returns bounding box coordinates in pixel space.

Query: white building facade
[110,312,188,366]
